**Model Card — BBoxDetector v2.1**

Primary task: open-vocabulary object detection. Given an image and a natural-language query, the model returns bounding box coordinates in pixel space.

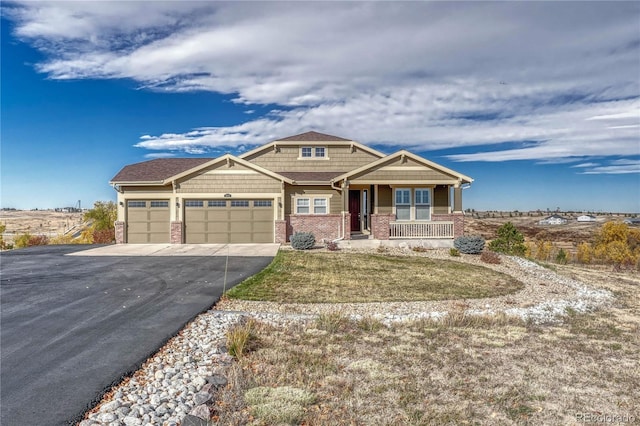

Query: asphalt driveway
[0,244,277,426]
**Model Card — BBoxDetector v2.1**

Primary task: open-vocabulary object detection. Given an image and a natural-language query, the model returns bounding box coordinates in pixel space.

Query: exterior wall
[432,213,465,237]
[170,221,183,244]
[244,144,380,172]
[177,163,281,193]
[115,221,125,244]
[371,214,393,240]
[433,185,450,215]
[285,185,342,215]
[377,185,393,214]
[286,214,343,242]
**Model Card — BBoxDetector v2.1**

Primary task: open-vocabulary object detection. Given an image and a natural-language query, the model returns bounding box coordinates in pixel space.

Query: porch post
[453,184,463,213]
[374,184,379,214]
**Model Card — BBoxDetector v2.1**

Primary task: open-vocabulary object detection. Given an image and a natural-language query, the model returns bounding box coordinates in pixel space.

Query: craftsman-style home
[110,131,473,244]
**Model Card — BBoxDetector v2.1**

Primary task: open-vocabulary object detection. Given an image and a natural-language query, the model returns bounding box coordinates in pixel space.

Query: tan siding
[245,145,379,172]
[352,169,452,182]
[351,157,454,182]
[433,186,450,214]
[177,162,281,193]
[377,186,393,214]
[121,186,172,192]
[284,185,341,214]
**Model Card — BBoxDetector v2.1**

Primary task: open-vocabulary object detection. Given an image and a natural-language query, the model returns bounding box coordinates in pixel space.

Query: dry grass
[212,266,639,425]
[0,210,83,243]
[226,251,523,303]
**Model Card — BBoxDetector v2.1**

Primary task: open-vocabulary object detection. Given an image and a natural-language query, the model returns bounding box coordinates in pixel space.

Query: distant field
[0,210,84,243]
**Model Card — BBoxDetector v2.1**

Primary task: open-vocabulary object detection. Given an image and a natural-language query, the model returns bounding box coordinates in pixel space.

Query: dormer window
[299,146,328,159]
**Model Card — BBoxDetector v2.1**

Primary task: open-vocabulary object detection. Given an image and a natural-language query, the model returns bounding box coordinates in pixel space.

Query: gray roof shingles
[276,131,351,142]
[278,171,346,182]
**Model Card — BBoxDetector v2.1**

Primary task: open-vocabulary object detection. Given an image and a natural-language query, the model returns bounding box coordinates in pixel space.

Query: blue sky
[1,2,639,212]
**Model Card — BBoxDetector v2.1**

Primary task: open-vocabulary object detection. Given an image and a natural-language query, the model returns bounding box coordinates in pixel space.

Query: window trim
[393,188,432,221]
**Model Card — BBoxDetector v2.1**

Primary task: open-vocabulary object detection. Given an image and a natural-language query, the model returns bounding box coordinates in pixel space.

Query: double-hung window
[313,198,327,214]
[415,189,431,220]
[299,146,328,159]
[296,198,310,214]
[395,189,411,221]
[301,147,312,158]
[394,188,431,220]
[314,147,326,158]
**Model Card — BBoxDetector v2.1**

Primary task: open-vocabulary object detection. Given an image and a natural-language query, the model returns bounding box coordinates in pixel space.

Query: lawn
[212,264,640,426]
[225,250,523,303]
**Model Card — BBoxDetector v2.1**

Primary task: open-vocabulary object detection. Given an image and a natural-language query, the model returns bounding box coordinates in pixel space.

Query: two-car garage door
[184,199,274,243]
[126,199,274,243]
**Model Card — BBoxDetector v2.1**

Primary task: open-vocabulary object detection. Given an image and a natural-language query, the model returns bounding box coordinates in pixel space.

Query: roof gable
[333,150,473,184]
[169,154,293,184]
[276,131,351,142]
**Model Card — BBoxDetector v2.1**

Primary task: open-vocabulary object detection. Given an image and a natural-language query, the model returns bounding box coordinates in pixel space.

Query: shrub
[488,222,526,256]
[453,235,485,254]
[449,248,460,257]
[534,240,553,261]
[14,233,32,249]
[93,228,115,244]
[555,248,568,265]
[325,240,339,251]
[226,319,257,359]
[576,242,593,264]
[291,232,315,250]
[28,235,49,246]
[480,250,501,264]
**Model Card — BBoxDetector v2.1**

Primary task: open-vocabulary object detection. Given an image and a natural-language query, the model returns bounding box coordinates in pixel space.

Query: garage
[184,199,274,243]
[126,200,170,243]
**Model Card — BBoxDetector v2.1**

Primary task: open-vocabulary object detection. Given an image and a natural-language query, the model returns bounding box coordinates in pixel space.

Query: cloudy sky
[2,1,639,211]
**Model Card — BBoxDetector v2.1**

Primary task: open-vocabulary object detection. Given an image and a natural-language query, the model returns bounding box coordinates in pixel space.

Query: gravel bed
[80,248,612,426]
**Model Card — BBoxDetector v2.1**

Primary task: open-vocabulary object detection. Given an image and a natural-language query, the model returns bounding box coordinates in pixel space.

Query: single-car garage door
[126,200,170,243]
[184,199,274,243]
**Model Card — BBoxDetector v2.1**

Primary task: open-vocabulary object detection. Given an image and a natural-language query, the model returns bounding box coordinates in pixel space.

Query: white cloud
[5,1,640,163]
[579,159,640,175]
[143,152,177,159]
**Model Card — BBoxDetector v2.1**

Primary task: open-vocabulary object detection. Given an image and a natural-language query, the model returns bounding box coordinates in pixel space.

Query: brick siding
[432,213,465,237]
[115,221,125,244]
[371,214,393,240]
[170,221,183,244]
[286,214,343,242]
[275,220,287,244]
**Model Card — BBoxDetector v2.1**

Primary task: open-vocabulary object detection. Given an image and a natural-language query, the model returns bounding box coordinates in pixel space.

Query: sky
[1,1,639,213]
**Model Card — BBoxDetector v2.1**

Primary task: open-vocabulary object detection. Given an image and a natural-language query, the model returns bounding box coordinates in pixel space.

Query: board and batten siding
[244,145,380,172]
[177,163,281,193]
[285,185,342,215]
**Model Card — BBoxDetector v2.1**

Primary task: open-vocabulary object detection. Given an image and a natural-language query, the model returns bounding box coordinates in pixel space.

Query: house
[538,214,568,225]
[576,215,596,222]
[623,217,640,225]
[110,131,473,244]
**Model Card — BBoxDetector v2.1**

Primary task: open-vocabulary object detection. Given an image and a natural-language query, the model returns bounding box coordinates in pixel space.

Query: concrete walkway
[67,243,280,257]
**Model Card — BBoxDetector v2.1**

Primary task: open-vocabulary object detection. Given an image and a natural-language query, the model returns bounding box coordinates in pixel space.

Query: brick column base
[343,214,351,240]
[170,221,183,244]
[115,221,125,244]
[275,220,287,243]
[452,213,464,237]
[371,214,393,240]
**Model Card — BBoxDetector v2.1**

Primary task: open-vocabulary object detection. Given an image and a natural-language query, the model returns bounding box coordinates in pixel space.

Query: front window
[296,198,310,214]
[415,189,431,220]
[395,189,411,221]
[301,147,312,158]
[314,198,327,214]
[315,147,326,158]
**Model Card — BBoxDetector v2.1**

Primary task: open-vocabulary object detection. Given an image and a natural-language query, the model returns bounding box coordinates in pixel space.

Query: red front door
[349,190,361,232]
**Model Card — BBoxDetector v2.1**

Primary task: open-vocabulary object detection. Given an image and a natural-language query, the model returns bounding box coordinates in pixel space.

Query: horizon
[1,2,639,212]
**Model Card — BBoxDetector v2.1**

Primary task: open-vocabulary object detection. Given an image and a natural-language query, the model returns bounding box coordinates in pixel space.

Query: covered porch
[333,150,472,241]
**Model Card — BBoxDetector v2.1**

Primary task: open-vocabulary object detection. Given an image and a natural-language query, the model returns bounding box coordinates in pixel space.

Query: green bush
[449,248,460,257]
[291,232,315,250]
[488,222,526,256]
[454,235,485,254]
[555,248,568,264]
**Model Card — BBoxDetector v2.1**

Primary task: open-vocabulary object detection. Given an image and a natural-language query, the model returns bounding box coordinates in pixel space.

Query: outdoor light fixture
[224,193,232,198]
[119,201,124,206]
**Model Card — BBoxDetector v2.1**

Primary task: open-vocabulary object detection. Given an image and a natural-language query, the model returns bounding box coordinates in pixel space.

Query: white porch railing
[390,221,454,239]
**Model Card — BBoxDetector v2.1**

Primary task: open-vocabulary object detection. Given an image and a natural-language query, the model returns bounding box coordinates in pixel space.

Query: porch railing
[390,221,454,239]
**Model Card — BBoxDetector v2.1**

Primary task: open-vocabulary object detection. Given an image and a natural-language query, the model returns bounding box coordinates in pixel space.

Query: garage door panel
[185,199,273,243]
[126,200,170,243]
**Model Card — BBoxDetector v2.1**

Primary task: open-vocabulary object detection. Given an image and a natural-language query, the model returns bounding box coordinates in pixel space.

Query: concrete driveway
[0,244,277,426]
